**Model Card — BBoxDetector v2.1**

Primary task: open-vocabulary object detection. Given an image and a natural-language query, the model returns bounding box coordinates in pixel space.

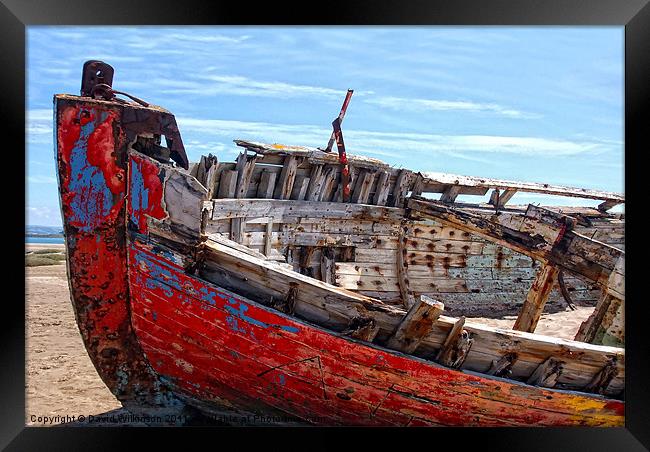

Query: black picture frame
[4,0,648,449]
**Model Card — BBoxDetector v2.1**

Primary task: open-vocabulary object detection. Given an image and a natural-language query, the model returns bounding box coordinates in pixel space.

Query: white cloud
[28,175,57,184]
[160,74,355,100]
[177,116,617,161]
[365,96,540,119]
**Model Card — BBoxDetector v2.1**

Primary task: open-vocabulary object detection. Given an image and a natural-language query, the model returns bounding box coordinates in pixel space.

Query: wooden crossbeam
[386,296,444,354]
[513,263,560,333]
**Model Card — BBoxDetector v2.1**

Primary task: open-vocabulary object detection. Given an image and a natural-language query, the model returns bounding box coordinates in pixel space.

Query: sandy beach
[25,242,596,427]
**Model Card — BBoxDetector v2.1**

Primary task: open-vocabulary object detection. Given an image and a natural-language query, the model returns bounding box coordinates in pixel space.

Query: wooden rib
[391,169,412,207]
[373,170,391,206]
[204,164,220,199]
[513,263,560,333]
[575,293,615,343]
[396,221,415,309]
[526,357,564,388]
[274,155,299,200]
[439,185,462,203]
[585,357,619,395]
[235,153,258,199]
[230,218,245,244]
[385,296,444,354]
[320,246,335,285]
[411,173,425,197]
[436,316,473,369]
[306,164,325,201]
[264,217,274,257]
[291,175,310,200]
[217,170,238,199]
[351,170,375,204]
[487,352,518,378]
[341,316,380,342]
[489,188,517,208]
[257,170,277,199]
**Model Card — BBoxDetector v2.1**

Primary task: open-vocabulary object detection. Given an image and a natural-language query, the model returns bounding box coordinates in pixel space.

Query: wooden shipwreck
[54,61,625,426]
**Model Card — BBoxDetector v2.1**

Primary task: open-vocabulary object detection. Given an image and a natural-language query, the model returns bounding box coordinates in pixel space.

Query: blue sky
[27,27,624,227]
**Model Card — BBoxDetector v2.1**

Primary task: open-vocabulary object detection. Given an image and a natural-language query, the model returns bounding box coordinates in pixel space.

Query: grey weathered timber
[351,170,375,204]
[391,169,413,207]
[396,221,416,309]
[489,188,517,208]
[274,155,299,200]
[513,263,560,333]
[257,170,277,199]
[217,170,238,198]
[385,296,444,353]
[526,357,564,388]
[439,185,462,203]
[373,170,391,206]
[235,152,258,199]
[436,316,473,369]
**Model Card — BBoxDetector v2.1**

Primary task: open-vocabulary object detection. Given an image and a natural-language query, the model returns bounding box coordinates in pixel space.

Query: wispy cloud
[365,96,540,119]
[159,74,359,100]
[177,116,617,161]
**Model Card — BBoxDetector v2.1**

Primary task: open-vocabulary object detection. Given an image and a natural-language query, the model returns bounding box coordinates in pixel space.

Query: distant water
[26,236,65,244]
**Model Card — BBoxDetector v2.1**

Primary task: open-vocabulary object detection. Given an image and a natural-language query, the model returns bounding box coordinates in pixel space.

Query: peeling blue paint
[67,110,114,232]
[224,298,299,334]
[130,159,149,228]
[132,247,300,336]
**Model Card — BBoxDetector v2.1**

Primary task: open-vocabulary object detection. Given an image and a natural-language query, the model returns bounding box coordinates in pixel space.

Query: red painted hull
[55,95,624,426]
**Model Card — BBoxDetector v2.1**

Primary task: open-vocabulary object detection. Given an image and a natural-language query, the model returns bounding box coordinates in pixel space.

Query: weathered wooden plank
[274,155,299,200]
[264,217,274,257]
[320,246,336,285]
[489,188,517,208]
[513,264,560,333]
[385,296,445,354]
[230,218,245,243]
[291,175,310,201]
[420,171,624,203]
[257,170,278,199]
[351,171,375,204]
[396,221,415,308]
[407,197,622,292]
[526,357,564,388]
[390,169,413,207]
[439,185,462,203]
[306,165,325,201]
[211,199,405,222]
[319,166,339,202]
[340,316,380,342]
[204,161,220,199]
[373,170,391,206]
[217,170,238,199]
[436,316,473,369]
[235,153,258,199]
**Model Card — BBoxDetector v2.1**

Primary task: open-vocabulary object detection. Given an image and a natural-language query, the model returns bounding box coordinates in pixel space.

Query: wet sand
[25,242,595,426]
